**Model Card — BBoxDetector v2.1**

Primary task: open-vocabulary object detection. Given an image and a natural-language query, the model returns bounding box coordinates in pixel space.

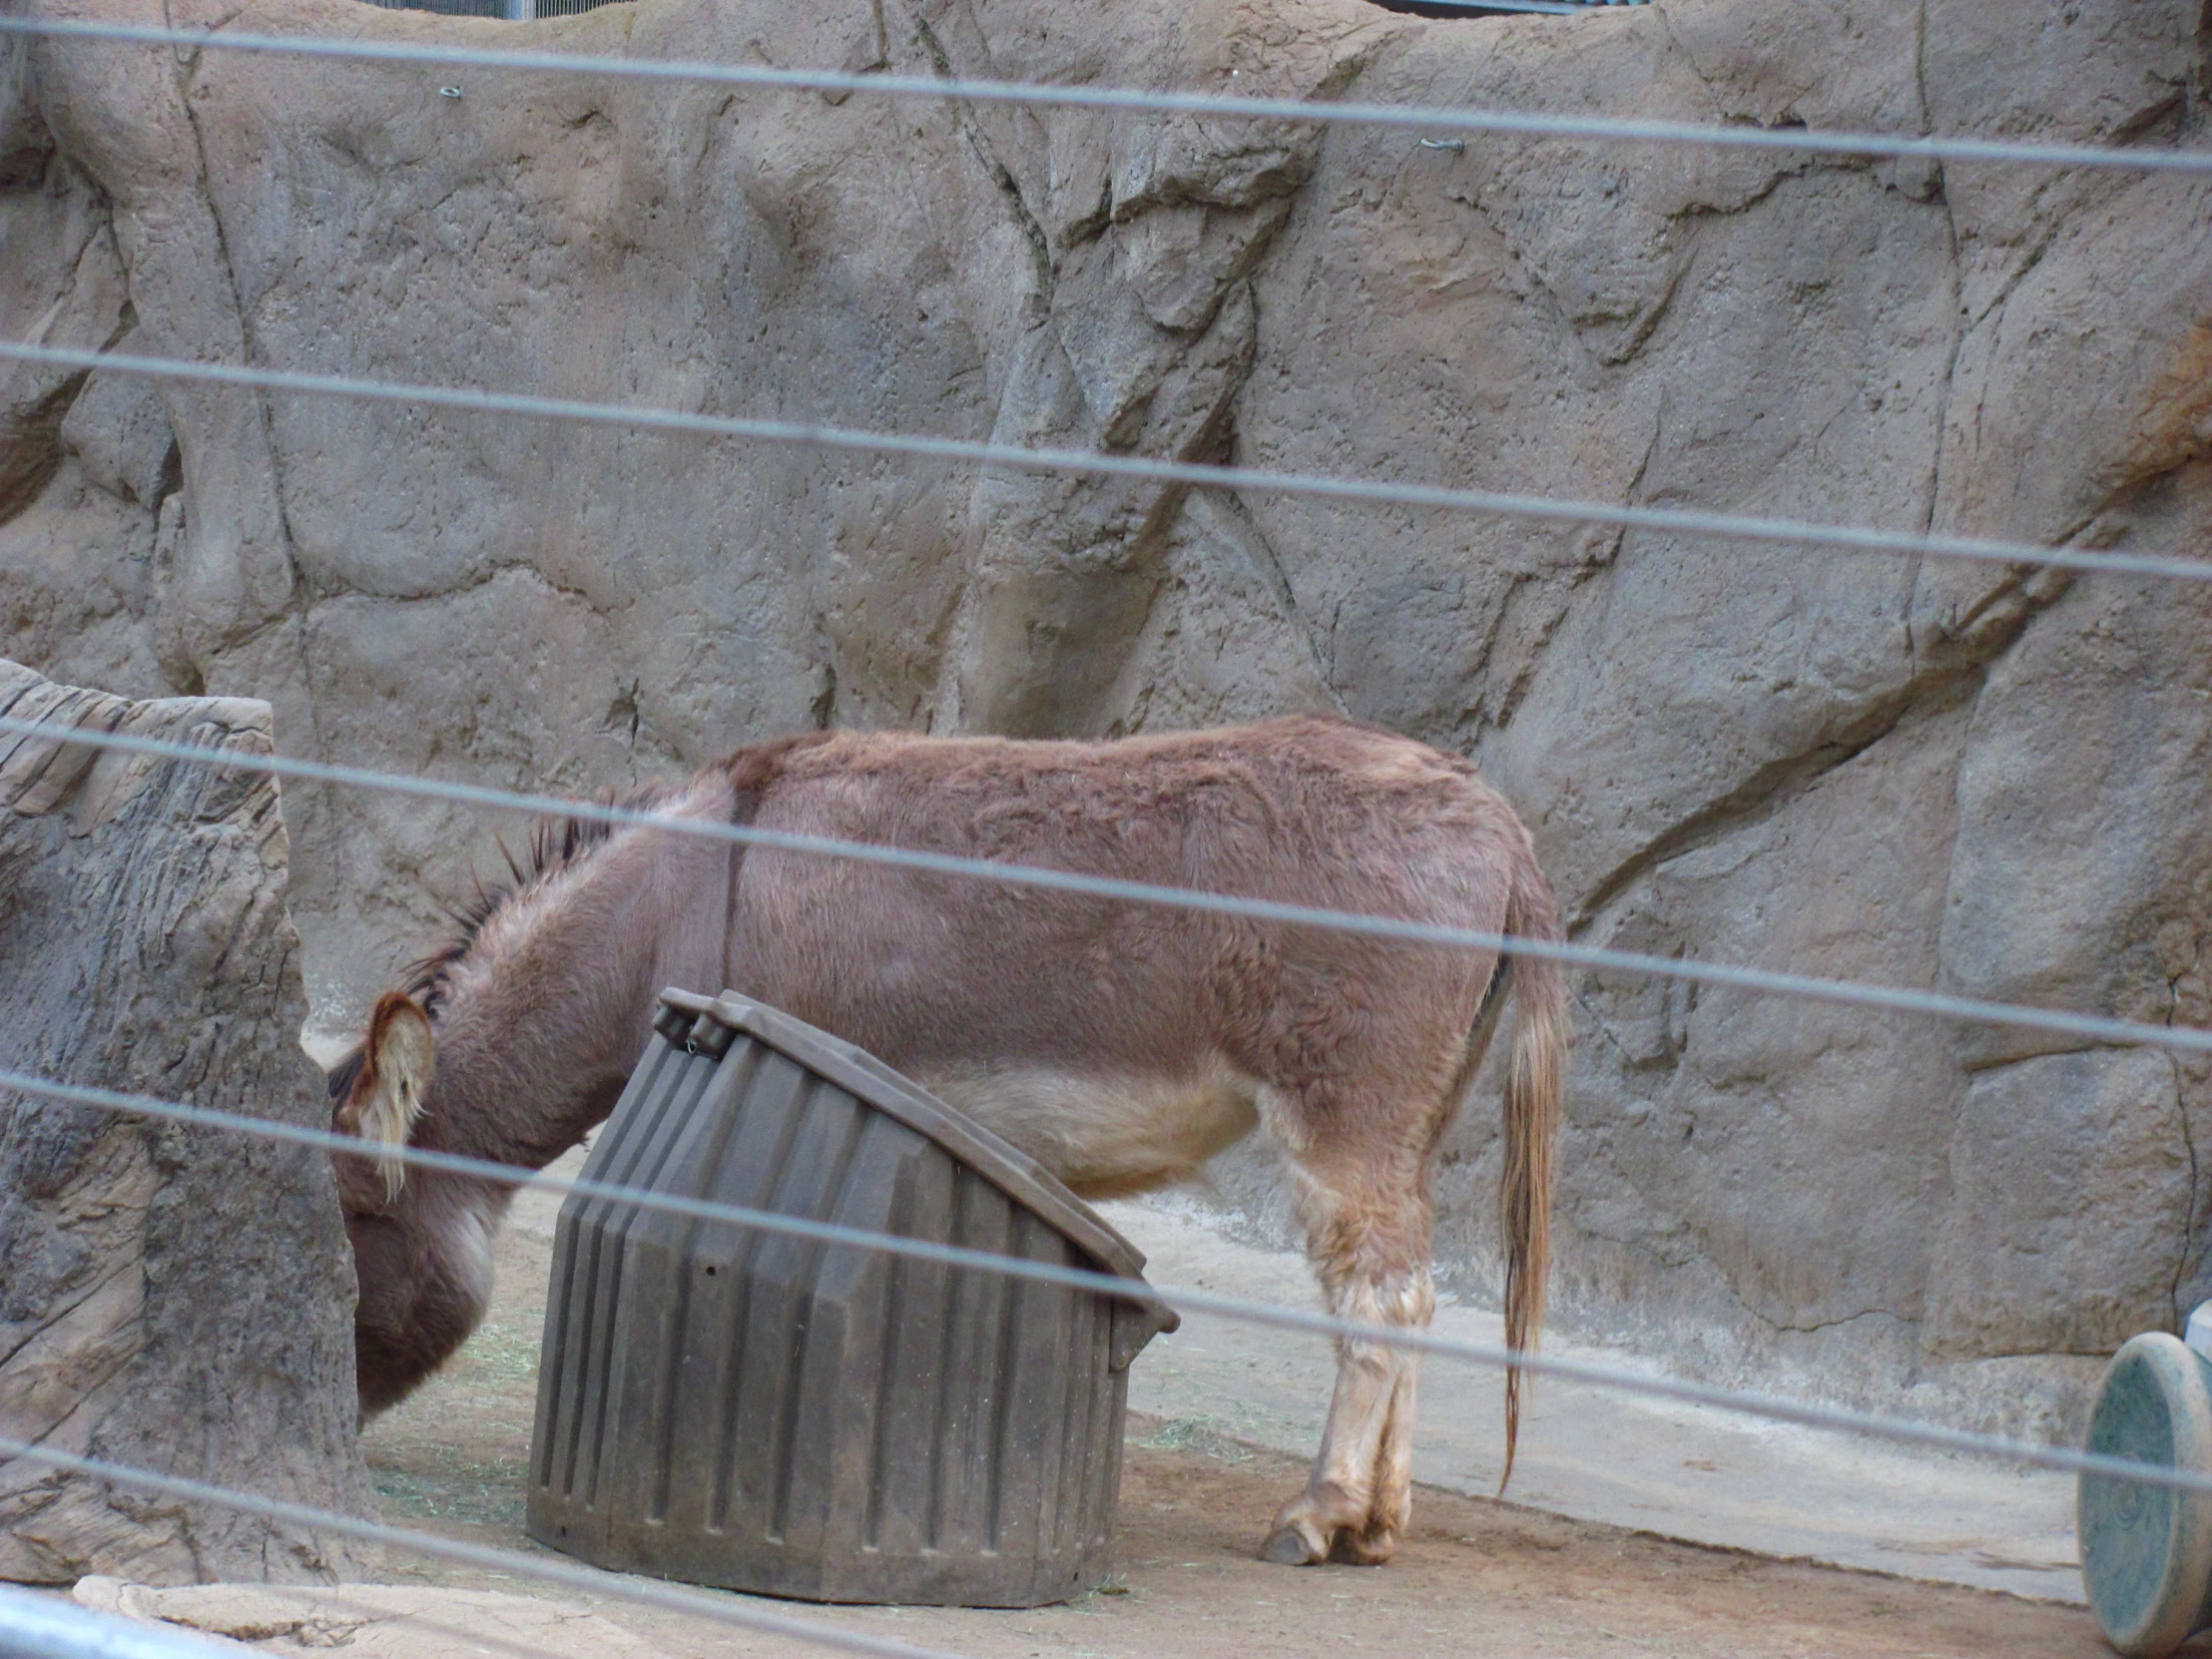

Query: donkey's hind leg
[1261,1123,1442,1567]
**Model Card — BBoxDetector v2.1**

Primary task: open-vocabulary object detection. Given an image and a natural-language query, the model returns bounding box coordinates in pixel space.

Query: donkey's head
[318,786,735,1416]
[328,990,436,1214]
[327,985,471,1418]
[322,809,627,1219]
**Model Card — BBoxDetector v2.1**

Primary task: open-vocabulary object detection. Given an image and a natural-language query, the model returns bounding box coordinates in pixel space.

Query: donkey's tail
[1496,838,1567,1494]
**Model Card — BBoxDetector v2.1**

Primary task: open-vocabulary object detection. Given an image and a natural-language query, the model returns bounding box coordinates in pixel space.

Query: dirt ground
[339,1209,2124,1659]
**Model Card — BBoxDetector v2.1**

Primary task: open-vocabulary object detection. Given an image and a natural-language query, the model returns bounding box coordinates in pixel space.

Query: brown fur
[328,716,1567,1561]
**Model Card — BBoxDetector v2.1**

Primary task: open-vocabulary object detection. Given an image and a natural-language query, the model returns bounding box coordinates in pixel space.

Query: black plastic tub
[525,988,1179,1607]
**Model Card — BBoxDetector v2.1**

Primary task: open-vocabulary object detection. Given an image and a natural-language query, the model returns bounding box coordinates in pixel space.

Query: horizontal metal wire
[3,14,2209,176]
[5,711,2209,1058]
[0,1577,636,1659]
[0,1436,969,1659]
[1,1060,2202,1498]
[4,338,2206,584]
[0,1583,241,1659]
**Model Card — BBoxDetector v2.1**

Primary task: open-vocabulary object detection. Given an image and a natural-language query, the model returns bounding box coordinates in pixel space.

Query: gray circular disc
[2080,1333,2212,1658]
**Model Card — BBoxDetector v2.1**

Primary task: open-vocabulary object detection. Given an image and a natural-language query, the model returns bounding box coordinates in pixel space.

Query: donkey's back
[731,717,1536,1151]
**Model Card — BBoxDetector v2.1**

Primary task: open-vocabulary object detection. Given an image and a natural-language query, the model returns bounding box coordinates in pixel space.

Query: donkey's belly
[911,1053,1263,1201]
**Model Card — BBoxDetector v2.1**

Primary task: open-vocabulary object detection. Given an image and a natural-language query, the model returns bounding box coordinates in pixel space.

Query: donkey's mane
[326,785,675,1102]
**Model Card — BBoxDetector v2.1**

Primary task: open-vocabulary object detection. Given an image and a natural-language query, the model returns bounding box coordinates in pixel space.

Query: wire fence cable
[5,14,2212,176]
[4,1062,2210,1499]
[4,712,2210,1060]
[2,1576,689,1659]
[0,1434,976,1659]
[3,339,2208,586]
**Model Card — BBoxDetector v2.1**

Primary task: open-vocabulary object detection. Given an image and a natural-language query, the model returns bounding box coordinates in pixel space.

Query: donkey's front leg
[1264,1263,1435,1565]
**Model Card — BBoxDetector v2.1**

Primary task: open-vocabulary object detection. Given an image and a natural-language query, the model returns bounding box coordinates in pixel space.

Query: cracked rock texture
[0,661,372,1584]
[3,0,2211,1437]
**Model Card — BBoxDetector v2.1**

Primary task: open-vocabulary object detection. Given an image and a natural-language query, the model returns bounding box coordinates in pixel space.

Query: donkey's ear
[340,992,434,1205]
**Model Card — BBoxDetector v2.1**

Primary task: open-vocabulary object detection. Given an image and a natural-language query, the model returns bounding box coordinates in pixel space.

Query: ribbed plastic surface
[525,990,1176,1606]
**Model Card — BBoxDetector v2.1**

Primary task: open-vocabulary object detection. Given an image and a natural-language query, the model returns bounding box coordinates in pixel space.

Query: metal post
[0,1586,243,1659]
[503,0,534,19]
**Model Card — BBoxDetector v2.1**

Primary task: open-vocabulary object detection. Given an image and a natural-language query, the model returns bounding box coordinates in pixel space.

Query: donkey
[328,715,1567,1567]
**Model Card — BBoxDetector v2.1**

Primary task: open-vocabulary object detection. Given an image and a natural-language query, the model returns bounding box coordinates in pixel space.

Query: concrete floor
[77,1147,2103,1659]
[1095,1194,2082,1604]
[488,1150,2082,1604]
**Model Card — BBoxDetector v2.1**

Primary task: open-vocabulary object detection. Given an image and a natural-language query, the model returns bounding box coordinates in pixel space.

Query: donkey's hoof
[1328,1523,1398,1567]
[1261,1524,1326,1566]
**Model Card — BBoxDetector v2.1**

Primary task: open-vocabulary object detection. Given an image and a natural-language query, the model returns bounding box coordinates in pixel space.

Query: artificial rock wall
[0,662,371,1582]
[5,0,2212,1436]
